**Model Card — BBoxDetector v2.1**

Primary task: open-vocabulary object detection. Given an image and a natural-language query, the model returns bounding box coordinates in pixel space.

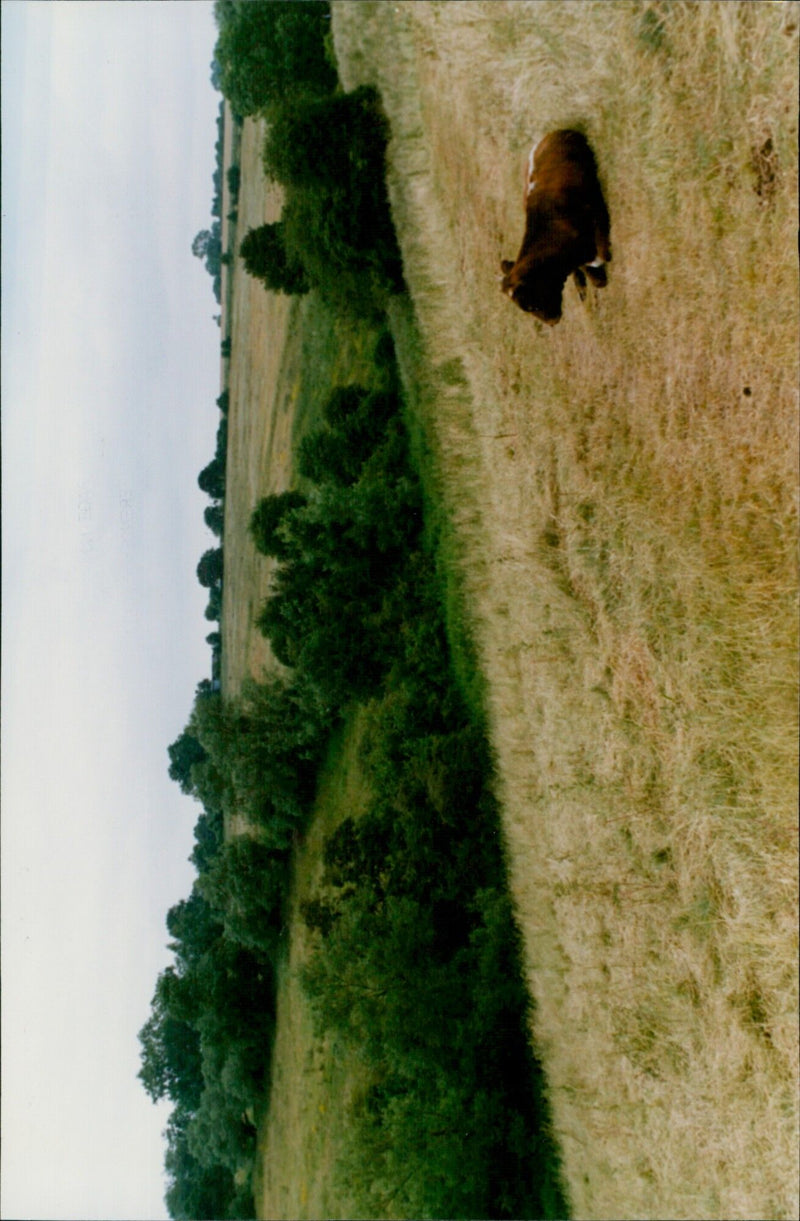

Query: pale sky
[2,3,226,1217]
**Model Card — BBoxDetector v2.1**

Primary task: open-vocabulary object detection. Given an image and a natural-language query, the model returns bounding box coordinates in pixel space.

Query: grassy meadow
[330,3,799,1218]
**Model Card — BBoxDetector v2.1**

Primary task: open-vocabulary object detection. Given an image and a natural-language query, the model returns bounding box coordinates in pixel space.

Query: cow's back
[531,130,600,201]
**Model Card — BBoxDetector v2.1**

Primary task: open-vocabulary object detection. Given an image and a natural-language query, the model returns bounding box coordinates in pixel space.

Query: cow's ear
[500,259,514,275]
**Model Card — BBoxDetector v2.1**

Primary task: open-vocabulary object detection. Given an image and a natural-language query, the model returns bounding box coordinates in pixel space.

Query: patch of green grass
[387,295,490,733]
[288,294,389,463]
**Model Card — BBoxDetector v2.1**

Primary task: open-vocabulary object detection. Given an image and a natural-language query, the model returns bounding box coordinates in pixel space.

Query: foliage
[227,164,241,202]
[197,548,224,590]
[198,455,226,502]
[213,0,336,117]
[145,666,333,1217]
[204,503,225,538]
[263,86,404,316]
[199,838,288,957]
[299,569,568,1219]
[167,730,208,796]
[239,223,309,296]
[254,398,423,705]
[248,490,308,559]
[204,584,223,624]
[192,222,223,305]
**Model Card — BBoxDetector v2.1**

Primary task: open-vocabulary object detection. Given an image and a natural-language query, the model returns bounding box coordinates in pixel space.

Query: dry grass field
[220,114,299,698]
[328,3,799,1218]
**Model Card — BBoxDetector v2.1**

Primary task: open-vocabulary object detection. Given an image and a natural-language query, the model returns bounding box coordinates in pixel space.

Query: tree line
[140,4,568,1217]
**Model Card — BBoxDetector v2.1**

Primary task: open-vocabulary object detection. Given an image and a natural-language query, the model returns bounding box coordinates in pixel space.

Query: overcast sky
[2,3,225,1217]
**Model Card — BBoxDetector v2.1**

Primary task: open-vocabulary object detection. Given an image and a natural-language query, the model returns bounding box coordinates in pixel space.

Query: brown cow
[500,129,611,325]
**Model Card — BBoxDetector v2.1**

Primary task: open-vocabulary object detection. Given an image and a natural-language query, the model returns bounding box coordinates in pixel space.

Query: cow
[500,129,611,325]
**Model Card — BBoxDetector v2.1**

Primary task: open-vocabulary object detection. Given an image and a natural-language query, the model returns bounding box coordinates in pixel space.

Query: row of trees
[213,0,403,316]
[191,101,227,307]
[141,13,347,1216]
[143,670,331,1218]
[143,4,566,1216]
[196,390,229,676]
[248,347,568,1218]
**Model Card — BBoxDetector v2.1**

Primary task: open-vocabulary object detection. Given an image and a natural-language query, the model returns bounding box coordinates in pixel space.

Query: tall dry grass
[332,3,798,1218]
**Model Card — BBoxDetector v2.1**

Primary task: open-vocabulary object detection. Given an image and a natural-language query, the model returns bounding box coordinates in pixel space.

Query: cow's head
[500,258,564,325]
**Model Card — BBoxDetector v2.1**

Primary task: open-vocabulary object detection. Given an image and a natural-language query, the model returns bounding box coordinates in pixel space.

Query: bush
[240,224,309,295]
[297,430,361,487]
[301,654,569,1219]
[248,490,308,559]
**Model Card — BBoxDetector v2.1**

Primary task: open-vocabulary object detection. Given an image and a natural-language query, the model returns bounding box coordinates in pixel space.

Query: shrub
[239,224,309,295]
[248,490,307,559]
[297,430,361,486]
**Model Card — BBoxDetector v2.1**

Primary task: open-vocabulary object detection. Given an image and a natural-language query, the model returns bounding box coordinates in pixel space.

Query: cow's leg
[593,193,612,263]
[524,140,540,202]
[573,267,587,300]
[584,259,607,288]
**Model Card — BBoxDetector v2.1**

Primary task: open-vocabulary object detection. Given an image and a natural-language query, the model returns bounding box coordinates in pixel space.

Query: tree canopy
[213,0,337,117]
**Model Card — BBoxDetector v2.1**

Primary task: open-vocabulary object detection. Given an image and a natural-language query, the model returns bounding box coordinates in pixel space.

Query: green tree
[192,226,221,267]
[204,503,225,538]
[205,585,223,622]
[198,456,226,501]
[239,224,309,295]
[263,86,389,193]
[168,729,208,795]
[197,548,224,589]
[264,88,404,313]
[248,490,307,559]
[213,0,336,117]
[199,837,287,957]
[163,1107,242,1221]
[138,986,203,1110]
[227,164,241,200]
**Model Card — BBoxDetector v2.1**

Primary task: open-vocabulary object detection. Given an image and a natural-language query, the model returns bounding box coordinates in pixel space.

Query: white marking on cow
[526,179,537,197]
[527,146,536,180]
[588,256,605,268]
